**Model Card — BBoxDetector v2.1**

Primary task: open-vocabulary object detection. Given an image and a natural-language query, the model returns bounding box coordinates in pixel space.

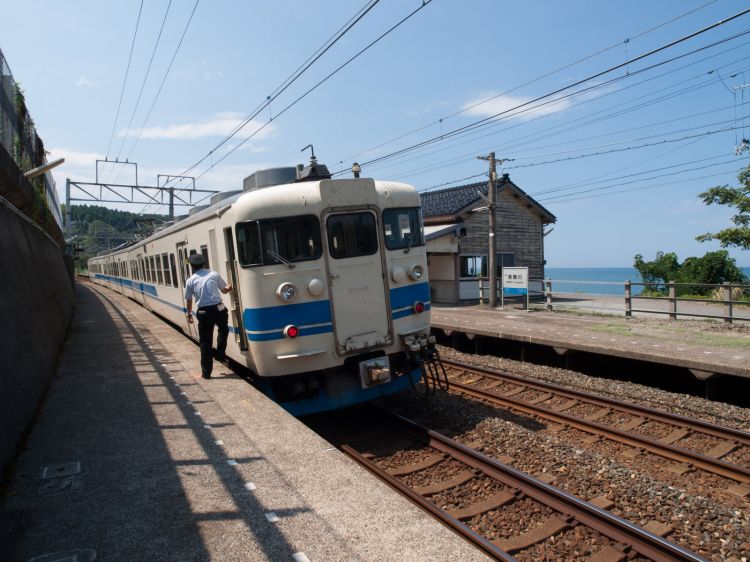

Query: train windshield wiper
[403,234,413,254]
[266,249,295,268]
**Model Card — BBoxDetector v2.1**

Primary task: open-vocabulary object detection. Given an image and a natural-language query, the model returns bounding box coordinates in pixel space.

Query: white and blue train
[88,160,441,415]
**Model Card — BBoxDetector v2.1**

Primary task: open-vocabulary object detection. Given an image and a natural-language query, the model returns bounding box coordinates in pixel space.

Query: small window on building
[327,212,377,259]
[498,252,515,268]
[382,207,424,250]
[460,255,488,278]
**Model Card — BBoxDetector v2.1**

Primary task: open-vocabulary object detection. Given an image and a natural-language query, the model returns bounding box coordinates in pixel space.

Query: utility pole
[478,152,497,307]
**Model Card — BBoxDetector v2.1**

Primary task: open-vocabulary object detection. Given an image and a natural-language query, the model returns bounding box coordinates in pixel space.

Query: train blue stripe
[242,300,332,332]
[389,281,430,310]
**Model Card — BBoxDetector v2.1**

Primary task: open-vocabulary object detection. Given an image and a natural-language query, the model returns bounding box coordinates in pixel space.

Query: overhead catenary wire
[161,0,383,187]
[538,160,750,204]
[344,7,750,173]
[336,0,721,167]
[380,45,750,182]
[105,0,144,160]
[537,156,749,202]
[192,0,434,183]
[121,0,201,165]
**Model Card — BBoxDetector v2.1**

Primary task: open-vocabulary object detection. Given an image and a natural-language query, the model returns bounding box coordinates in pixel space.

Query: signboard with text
[502,267,528,296]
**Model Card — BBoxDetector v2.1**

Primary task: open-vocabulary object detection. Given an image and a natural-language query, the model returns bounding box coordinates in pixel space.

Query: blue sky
[3,0,750,266]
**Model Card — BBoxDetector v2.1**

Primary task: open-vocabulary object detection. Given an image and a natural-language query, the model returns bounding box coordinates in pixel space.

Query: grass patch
[590,323,633,336]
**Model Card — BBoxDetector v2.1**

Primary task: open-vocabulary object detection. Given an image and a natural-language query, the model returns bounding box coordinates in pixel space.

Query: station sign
[502,266,528,296]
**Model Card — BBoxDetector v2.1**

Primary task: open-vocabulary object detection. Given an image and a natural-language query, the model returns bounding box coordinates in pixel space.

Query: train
[88,157,444,415]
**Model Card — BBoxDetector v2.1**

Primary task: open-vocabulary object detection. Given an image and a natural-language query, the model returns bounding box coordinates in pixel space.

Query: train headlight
[409,264,424,280]
[284,325,299,338]
[277,282,297,301]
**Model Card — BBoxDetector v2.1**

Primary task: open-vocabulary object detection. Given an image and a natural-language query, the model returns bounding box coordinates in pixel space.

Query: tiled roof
[420,181,488,217]
[419,177,556,223]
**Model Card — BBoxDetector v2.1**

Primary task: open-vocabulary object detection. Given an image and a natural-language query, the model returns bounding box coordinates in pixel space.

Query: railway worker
[184,254,233,379]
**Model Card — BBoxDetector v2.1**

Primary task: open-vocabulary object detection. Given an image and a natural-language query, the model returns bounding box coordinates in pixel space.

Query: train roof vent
[210,189,242,206]
[243,167,298,191]
[188,204,209,216]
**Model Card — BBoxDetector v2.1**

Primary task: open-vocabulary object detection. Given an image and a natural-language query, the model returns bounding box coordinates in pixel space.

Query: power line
[540,165,748,205]
[121,0,200,163]
[377,47,750,181]
[163,0,382,187]
[112,0,173,164]
[537,157,748,202]
[105,1,144,159]
[336,0,720,167]
[347,7,750,173]
[192,0,434,183]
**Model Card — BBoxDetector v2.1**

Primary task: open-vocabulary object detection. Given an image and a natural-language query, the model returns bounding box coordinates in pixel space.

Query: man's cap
[189,254,206,266]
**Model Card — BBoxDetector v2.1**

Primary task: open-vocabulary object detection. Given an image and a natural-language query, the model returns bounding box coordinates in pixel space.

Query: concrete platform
[431,304,750,380]
[0,283,487,562]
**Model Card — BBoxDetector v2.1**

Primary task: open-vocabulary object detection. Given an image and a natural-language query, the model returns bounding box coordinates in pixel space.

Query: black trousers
[196,305,229,377]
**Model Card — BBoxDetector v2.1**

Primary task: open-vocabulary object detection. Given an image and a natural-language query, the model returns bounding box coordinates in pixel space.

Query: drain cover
[41,462,81,479]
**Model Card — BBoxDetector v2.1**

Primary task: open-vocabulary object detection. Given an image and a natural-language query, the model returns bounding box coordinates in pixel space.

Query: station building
[420,174,556,303]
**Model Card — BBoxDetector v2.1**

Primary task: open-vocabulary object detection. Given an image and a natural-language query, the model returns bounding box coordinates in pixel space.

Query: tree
[634,251,680,286]
[633,250,748,296]
[696,164,750,249]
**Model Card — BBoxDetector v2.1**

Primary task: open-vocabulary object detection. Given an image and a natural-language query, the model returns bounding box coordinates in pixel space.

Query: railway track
[341,407,707,562]
[442,359,750,491]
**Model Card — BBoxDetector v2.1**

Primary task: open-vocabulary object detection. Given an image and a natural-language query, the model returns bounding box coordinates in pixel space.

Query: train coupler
[403,333,450,399]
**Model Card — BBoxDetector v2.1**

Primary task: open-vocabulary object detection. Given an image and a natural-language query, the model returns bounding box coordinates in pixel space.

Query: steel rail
[342,444,517,561]
[442,363,750,484]
[441,359,750,445]
[345,409,707,562]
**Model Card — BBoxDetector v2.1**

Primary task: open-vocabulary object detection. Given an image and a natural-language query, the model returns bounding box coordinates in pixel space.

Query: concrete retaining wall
[0,197,74,473]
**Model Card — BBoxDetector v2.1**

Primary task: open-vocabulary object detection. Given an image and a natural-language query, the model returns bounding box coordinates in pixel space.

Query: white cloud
[172,61,224,81]
[75,76,98,87]
[118,113,276,140]
[461,92,571,120]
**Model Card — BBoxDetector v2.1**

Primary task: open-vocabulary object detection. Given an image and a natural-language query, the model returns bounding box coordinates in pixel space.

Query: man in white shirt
[184,253,233,379]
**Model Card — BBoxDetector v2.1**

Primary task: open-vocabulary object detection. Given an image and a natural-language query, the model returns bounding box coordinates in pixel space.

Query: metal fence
[0,47,61,227]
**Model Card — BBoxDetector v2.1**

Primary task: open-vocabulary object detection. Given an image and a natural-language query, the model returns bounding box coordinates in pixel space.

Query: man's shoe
[201,374,211,379]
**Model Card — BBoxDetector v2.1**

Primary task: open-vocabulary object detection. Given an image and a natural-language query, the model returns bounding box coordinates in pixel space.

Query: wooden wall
[459,188,546,279]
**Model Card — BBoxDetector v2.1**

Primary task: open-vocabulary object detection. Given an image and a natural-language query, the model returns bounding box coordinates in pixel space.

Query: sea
[544,267,750,296]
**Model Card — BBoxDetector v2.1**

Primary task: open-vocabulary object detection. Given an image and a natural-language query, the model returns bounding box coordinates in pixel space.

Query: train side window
[327,212,378,259]
[150,256,157,284]
[169,254,178,288]
[236,222,261,266]
[200,245,209,268]
[382,207,424,251]
[156,256,164,285]
[161,254,171,287]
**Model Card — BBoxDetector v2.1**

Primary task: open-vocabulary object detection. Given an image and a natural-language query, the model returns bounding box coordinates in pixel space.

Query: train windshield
[382,207,424,251]
[327,212,378,259]
[236,215,322,267]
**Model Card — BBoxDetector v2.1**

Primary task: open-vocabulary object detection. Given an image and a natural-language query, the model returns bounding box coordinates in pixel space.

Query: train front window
[327,212,378,259]
[236,215,321,267]
[382,207,424,251]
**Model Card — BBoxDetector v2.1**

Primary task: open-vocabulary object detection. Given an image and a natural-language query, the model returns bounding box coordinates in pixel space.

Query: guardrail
[626,281,750,323]
[476,277,750,323]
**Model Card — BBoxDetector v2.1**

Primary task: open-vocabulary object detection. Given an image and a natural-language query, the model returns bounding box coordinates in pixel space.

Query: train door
[324,209,392,355]
[223,227,248,351]
[175,242,197,339]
